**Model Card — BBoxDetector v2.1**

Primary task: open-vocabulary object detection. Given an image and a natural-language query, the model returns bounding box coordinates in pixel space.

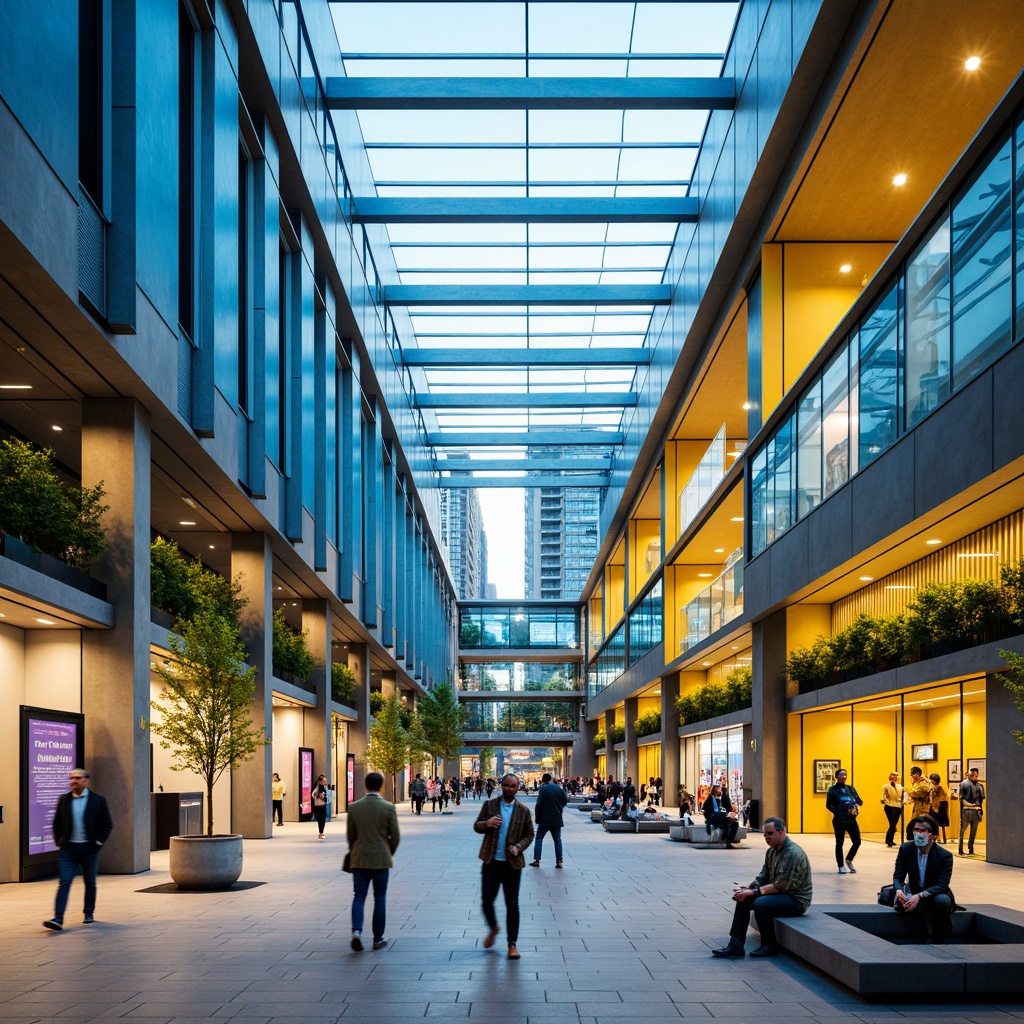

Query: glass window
[482,612,508,648]
[763,436,776,545]
[951,136,1013,388]
[1016,115,1024,342]
[905,215,951,427]
[771,416,795,539]
[750,445,768,556]
[821,343,850,498]
[796,379,821,518]
[858,281,900,468]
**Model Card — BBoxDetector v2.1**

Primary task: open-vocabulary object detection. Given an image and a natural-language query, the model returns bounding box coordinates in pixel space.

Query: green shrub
[609,722,626,744]
[593,730,606,750]
[1001,560,1024,628]
[635,710,662,737]
[271,608,315,680]
[331,662,356,704]
[151,537,244,628]
[909,578,1005,646]
[369,689,386,717]
[676,667,754,726]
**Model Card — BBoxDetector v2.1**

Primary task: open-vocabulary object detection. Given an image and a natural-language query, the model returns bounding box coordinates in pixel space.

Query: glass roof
[329,2,741,484]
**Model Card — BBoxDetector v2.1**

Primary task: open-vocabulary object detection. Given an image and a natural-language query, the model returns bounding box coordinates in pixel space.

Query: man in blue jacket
[44,768,114,931]
[530,773,568,868]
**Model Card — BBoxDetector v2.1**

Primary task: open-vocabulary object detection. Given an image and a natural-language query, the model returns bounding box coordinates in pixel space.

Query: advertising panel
[347,752,355,805]
[299,747,314,819]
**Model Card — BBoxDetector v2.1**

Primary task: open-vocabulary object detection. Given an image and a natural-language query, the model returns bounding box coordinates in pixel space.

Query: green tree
[369,689,386,717]
[151,538,244,628]
[479,747,496,777]
[366,692,410,800]
[417,682,467,778]
[150,609,268,835]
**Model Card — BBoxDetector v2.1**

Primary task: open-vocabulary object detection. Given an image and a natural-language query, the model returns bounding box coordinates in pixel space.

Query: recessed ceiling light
[179,520,196,526]
[208,544,215,549]
[893,173,908,186]
[741,402,751,410]
[839,264,852,273]
[0,613,6,618]
[52,425,63,432]
[858,575,874,582]
[730,516,744,522]
[697,572,713,578]
[36,618,55,625]
[965,55,981,71]
[0,384,32,390]
[702,661,712,667]
[925,539,942,545]
[714,548,725,553]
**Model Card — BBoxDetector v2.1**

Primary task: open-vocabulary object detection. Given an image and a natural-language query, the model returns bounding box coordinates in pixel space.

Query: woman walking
[312,774,329,839]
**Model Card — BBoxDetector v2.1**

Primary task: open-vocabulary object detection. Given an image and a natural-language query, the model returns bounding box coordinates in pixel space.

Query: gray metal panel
[354,196,698,224]
[441,475,609,489]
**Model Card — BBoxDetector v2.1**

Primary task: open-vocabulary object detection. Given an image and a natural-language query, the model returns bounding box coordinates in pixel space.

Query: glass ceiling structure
[327,2,741,489]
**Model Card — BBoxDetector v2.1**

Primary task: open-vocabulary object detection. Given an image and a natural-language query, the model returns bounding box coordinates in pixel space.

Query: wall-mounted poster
[911,743,937,761]
[813,759,841,794]
[947,759,962,785]
[20,707,84,881]
[299,747,313,820]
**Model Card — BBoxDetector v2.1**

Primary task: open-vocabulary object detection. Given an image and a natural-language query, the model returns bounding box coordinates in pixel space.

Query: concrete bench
[668,823,749,846]
[577,803,600,811]
[591,810,605,822]
[602,820,636,833]
[636,820,673,833]
[775,904,1024,997]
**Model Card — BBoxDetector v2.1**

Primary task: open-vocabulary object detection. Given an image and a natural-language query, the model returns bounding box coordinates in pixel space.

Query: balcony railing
[679,548,744,654]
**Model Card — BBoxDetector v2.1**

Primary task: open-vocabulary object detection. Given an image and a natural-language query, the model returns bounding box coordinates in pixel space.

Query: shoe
[507,945,521,960]
[555,861,563,869]
[725,843,735,849]
[482,927,499,949]
[372,940,388,950]
[845,860,857,874]
[351,935,363,951]
[529,860,540,867]
[750,945,779,958]
[83,914,95,924]
[43,919,63,932]
[318,834,324,841]
[886,843,895,848]
[838,865,848,874]
[275,821,282,826]
[711,942,744,958]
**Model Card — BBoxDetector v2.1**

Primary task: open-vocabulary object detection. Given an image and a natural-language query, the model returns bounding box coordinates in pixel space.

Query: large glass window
[1016,116,1024,341]
[858,281,900,468]
[628,581,662,666]
[821,344,850,498]
[796,380,821,517]
[772,415,795,539]
[749,446,768,557]
[458,662,582,692]
[905,216,951,428]
[951,136,1013,388]
[463,701,579,733]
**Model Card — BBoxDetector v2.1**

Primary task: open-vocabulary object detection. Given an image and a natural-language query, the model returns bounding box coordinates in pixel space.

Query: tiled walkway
[2,798,1023,1023]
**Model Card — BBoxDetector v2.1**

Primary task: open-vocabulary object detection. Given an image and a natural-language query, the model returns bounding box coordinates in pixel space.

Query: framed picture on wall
[911,742,937,761]
[813,759,841,794]
[947,759,962,785]
[967,758,986,782]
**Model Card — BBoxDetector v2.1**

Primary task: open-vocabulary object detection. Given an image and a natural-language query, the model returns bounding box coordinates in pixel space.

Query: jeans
[883,805,902,846]
[54,843,101,920]
[351,868,389,942]
[532,825,563,863]
[833,821,861,865]
[729,892,804,947]
[412,796,424,815]
[481,859,521,945]
[959,810,981,853]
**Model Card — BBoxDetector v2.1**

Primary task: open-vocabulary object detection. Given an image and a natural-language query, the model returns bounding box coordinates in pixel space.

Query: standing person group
[347,771,400,951]
[826,768,863,873]
[530,772,567,869]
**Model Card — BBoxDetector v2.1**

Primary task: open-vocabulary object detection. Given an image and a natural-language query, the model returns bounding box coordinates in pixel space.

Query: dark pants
[412,796,424,815]
[833,821,861,865]
[481,859,522,945]
[351,868,389,942]
[883,805,901,846]
[710,813,739,844]
[896,892,952,941]
[54,842,101,921]
[312,805,327,834]
[532,825,563,863]
[959,810,981,853]
[729,892,804,947]
[272,799,283,825]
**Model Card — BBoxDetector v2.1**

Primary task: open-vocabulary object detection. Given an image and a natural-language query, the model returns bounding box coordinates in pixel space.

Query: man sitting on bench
[702,784,739,848]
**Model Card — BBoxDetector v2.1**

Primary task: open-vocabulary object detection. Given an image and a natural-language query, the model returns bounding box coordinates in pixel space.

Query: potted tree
[416,682,467,787]
[150,592,268,889]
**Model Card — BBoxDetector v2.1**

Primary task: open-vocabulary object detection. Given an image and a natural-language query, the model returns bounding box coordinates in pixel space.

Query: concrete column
[661,671,681,810]
[624,697,638,794]
[604,709,616,782]
[81,398,151,873]
[986,671,1023,867]
[302,599,331,811]
[347,642,371,801]
[573,716,598,778]
[230,533,273,838]
[752,609,789,825]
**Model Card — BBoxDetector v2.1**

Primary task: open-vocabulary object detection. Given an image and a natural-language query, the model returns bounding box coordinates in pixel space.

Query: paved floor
[2,797,1023,1024]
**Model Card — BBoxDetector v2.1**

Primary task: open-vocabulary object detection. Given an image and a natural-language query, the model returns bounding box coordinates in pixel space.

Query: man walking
[958,767,985,856]
[826,768,863,873]
[530,772,568,868]
[44,768,113,931]
[711,816,812,958]
[347,771,400,951]
[409,773,427,815]
[880,771,905,848]
[474,773,535,960]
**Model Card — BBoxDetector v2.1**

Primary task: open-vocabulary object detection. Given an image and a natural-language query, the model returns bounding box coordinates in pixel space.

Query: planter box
[1,534,106,599]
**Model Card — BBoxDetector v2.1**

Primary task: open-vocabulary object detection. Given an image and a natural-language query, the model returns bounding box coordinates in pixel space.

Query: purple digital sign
[27,718,78,856]
[300,748,313,816]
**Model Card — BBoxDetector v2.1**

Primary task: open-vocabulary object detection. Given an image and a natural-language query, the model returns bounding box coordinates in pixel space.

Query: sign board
[299,747,313,820]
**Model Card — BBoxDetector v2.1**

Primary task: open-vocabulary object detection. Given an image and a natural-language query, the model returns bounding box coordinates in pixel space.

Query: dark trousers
[272,799,283,825]
[351,868,389,942]
[959,811,981,853]
[533,825,563,862]
[729,892,804,947]
[883,805,902,846]
[312,805,327,834]
[896,892,952,941]
[412,796,424,815]
[54,842,101,920]
[833,821,861,865]
[710,813,739,844]
[481,859,522,945]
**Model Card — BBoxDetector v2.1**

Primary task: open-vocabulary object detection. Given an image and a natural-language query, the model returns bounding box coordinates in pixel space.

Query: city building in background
[440,485,487,599]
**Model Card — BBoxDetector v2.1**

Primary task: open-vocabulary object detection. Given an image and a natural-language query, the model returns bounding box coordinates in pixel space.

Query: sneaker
[845,860,857,874]
[838,865,848,874]
[351,934,363,951]
[372,940,388,950]
[43,919,63,932]
[507,944,521,960]
[318,834,324,841]
[83,914,95,924]
[482,927,500,949]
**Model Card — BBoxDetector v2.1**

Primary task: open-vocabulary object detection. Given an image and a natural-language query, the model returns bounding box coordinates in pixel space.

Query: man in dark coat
[529,772,568,868]
[44,768,113,931]
[702,783,739,847]
[894,814,955,943]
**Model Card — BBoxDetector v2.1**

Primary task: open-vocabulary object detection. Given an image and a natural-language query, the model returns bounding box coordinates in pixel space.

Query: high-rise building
[441,487,486,599]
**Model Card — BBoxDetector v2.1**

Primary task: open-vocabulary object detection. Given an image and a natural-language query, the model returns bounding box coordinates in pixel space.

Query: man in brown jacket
[347,772,400,951]
[474,773,535,960]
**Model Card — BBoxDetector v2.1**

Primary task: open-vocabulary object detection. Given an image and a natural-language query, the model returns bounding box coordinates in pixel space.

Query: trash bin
[746,798,759,830]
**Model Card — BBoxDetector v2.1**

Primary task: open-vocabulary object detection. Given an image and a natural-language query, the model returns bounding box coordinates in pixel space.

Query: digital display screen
[26,717,79,856]
[300,748,313,815]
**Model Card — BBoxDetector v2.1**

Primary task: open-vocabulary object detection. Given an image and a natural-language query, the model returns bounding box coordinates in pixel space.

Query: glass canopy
[328,2,741,486]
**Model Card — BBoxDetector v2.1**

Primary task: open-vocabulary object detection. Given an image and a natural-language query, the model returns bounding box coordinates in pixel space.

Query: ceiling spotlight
[858,575,873,582]
[893,173,908,186]
[925,539,942,545]
[36,618,56,625]
[839,264,852,273]
[52,425,63,432]
[714,548,725,554]
[742,402,751,410]
[965,55,981,71]
[697,572,713,578]
[730,516,744,522]
[179,520,196,526]
[208,544,215,549]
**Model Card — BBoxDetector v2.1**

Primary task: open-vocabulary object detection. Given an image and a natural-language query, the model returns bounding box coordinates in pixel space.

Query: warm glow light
[893,173,908,186]
[36,618,55,625]
[730,516,744,522]
[925,539,942,545]
[839,264,852,273]
[714,548,725,553]
[0,384,32,390]
[697,573,713,578]
[958,552,1000,558]
[179,520,196,526]
[965,55,981,71]
[859,575,873,582]
[741,402,751,410]
[52,425,63,432]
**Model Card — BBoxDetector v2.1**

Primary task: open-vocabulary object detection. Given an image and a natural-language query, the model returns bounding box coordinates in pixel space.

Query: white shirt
[70,788,90,843]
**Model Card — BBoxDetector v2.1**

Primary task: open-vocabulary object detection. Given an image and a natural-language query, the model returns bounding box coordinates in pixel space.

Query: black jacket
[893,840,954,901]
[52,790,113,848]
[701,790,734,822]
[825,783,863,825]
[534,782,568,828]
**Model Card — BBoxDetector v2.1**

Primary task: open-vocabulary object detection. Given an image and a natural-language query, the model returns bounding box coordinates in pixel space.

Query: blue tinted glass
[796,379,821,518]
[822,344,850,497]
[859,282,900,467]
[750,446,768,556]
[1016,116,1024,341]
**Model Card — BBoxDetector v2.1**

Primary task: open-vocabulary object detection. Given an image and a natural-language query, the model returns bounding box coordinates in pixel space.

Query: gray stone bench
[591,809,605,822]
[577,803,600,811]
[668,823,749,846]
[775,904,1024,997]
[636,819,674,833]
[602,820,636,833]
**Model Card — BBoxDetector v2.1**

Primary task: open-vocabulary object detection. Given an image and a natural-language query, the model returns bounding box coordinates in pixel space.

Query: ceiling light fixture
[730,516,744,522]
[36,618,55,625]
[0,384,32,390]
[741,402,751,410]
[858,575,873,582]
[179,520,196,526]
[958,552,1000,558]
[697,572,713,578]
[714,548,725,553]
[839,264,852,273]
[925,539,942,545]
[893,173,908,186]
[52,425,63,432]
[965,55,981,71]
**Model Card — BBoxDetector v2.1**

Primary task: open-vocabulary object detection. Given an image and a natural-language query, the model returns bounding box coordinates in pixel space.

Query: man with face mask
[893,814,955,943]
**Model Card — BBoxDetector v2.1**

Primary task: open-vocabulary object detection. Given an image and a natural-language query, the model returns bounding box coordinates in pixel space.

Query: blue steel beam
[441,476,609,489]
[324,76,736,110]
[386,284,671,306]
[427,431,623,446]
[402,347,649,366]
[415,392,637,408]
[354,196,696,224]
[440,459,611,472]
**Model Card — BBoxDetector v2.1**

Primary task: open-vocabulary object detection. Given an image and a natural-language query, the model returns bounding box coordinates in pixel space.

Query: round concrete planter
[169,834,243,890]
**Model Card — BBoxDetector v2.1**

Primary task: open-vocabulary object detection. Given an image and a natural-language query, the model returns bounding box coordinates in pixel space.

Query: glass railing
[463,701,580,733]
[678,548,744,654]
[458,661,582,692]
[679,425,725,535]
